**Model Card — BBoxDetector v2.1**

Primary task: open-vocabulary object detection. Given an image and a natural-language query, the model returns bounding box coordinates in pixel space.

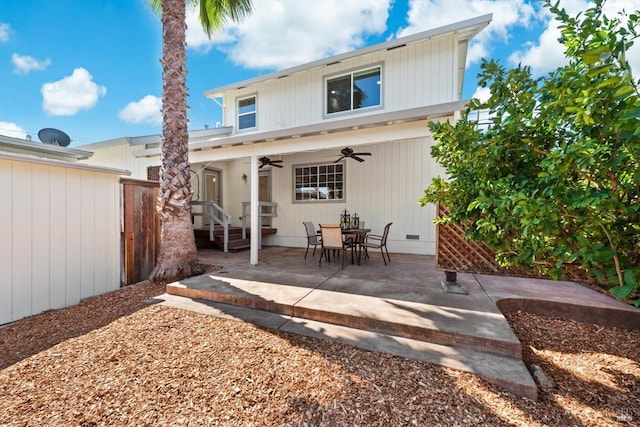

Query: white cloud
[12,53,51,74]
[185,5,237,50]
[397,0,536,66]
[471,86,491,102]
[0,122,27,139]
[507,21,566,75]
[0,23,9,42]
[118,95,162,125]
[186,0,391,70]
[41,68,107,116]
[507,0,588,74]
[595,0,640,75]
[510,0,640,76]
[602,0,640,17]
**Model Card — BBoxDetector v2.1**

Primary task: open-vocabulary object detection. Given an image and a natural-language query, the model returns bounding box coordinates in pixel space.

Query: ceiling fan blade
[259,164,265,168]
[273,163,284,168]
[334,156,346,163]
[352,152,371,156]
[351,155,365,162]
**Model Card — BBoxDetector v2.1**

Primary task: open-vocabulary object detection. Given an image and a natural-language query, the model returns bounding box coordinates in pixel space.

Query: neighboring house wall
[0,152,125,325]
[81,138,158,179]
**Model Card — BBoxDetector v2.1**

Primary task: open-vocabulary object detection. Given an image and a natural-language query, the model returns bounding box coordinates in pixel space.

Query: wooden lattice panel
[436,204,503,274]
[435,204,595,284]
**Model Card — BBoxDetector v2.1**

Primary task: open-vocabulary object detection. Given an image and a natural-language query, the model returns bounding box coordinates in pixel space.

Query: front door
[259,170,271,227]
[204,168,222,226]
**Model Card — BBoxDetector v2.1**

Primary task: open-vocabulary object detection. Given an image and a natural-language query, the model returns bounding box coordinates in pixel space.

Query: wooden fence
[122,178,160,285]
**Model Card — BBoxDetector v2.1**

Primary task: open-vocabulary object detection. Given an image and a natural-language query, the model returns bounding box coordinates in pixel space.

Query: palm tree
[148,0,252,283]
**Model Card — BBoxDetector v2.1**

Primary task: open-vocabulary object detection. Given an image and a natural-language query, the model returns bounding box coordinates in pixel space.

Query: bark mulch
[0,281,638,426]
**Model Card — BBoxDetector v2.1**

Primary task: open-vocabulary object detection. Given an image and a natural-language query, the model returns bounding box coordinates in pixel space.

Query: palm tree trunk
[150,0,204,283]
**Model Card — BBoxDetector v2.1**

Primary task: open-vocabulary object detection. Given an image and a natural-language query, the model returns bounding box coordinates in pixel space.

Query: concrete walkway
[158,246,639,401]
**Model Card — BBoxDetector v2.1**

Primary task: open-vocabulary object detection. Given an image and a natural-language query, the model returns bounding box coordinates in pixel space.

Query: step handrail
[241,201,278,249]
[191,201,232,252]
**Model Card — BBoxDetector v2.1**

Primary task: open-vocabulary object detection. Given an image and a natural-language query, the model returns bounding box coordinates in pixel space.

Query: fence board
[122,178,160,284]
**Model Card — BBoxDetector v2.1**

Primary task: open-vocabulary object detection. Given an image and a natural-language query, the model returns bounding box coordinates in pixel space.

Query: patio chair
[303,221,321,259]
[362,222,392,265]
[318,224,354,268]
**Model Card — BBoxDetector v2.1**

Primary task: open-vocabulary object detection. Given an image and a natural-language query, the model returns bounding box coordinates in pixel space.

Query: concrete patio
[156,246,640,401]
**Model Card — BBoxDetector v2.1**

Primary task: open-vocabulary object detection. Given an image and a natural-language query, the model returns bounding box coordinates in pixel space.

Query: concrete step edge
[166,283,522,359]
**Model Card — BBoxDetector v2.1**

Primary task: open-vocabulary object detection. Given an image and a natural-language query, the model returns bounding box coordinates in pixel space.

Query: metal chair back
[319,224,343,249]
[303,221,320,244]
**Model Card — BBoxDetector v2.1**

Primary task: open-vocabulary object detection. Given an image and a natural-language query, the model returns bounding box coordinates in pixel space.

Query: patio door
[204,168,222,226]
[259,170,271,227]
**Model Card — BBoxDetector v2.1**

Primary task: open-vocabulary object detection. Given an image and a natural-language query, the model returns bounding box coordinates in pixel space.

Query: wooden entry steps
[193,226,277,252]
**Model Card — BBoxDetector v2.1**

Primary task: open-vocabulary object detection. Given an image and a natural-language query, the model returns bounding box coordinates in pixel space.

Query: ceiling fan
[334,147,371,163]
[259,156,283,168]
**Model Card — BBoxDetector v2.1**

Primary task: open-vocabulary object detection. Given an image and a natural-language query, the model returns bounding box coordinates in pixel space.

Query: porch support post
[250,154,259,265]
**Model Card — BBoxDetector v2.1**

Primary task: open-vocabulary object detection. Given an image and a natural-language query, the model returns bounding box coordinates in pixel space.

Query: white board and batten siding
[81,141,158,180]
[256,133,446,256]
[224,34,456,133]
[0,152,127,325]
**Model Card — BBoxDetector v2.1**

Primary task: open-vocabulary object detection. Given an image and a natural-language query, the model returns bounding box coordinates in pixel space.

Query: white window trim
[292,161,346,204]
[237,94,257,131]
[324,63,383,118]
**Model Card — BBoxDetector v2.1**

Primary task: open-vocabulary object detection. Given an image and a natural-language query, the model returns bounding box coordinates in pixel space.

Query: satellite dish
[38,128,71,147]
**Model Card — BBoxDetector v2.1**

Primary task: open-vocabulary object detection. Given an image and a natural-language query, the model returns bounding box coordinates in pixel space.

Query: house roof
[0,134,93,161]
[204,13,492,98]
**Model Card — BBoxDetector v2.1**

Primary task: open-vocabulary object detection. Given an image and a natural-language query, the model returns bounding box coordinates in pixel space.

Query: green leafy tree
[148,0,252,283]
[420,0,640,306]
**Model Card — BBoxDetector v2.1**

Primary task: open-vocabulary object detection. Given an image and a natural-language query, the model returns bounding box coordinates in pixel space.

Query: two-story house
[79,14,492,259]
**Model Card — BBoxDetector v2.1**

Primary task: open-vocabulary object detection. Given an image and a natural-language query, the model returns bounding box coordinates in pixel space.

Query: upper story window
[237,95,256,130]
[326,65,381,115]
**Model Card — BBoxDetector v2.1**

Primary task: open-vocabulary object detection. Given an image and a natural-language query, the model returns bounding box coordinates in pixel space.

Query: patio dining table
[342,228,371,265]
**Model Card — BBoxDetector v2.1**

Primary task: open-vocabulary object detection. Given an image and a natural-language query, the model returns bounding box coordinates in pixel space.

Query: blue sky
[1,0,638,146]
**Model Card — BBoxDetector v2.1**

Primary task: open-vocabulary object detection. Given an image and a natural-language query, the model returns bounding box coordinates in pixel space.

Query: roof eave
[0,135,94,161]
[0,150,129,175]
[133,99,469,158]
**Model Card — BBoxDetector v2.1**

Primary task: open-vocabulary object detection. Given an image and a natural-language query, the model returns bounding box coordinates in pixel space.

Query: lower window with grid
[294,162,344,202]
